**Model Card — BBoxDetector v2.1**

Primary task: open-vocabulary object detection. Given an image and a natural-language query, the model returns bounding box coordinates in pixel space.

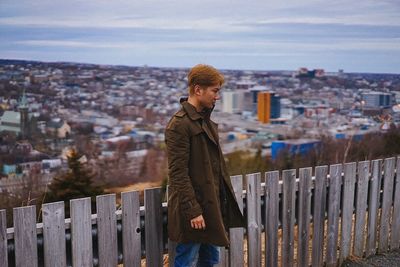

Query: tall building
[249,85,268,114]
[362,92,392,108]
[222,91,245,114]
[257,92,281,123]
[258,92,270,123]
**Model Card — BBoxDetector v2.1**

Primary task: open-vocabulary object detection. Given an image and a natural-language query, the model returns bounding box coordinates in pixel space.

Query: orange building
[257,92,271,123]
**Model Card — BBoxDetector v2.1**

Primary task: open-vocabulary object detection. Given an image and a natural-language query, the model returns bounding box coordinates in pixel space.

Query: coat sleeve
[165,127,203,220]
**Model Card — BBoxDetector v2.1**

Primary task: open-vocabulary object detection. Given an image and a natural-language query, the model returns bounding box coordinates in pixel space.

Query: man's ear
[194,85,202,96]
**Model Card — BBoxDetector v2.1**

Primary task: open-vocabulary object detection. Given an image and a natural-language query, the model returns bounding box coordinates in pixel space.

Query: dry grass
[105,181,163,194]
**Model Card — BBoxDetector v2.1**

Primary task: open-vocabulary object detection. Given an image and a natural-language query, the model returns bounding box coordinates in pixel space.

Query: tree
[43,149,104,206]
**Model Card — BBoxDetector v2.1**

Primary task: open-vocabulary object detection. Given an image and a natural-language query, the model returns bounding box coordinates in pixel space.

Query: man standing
[165,64,245,266]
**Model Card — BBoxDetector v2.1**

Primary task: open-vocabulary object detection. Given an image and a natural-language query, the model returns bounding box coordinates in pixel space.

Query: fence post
[366,159,382,256]
[0,209,7,267]
[340,162,356,263]
[144,187,163,267]
[13,205,38,267]
[166,185,177,266]
[312,165,328,267]
[378,157,396,253]
[246,173,261,267]
[229,175,244,267]
[391,157,400,250]
[297,168,312,267]
[265,171,279,267]
[70,197,93,267]
[42,201,66,267]
[353,161,370,257]
[122,190,141,267]
[282,169,296,267]
[218,249,228,267]
[97,194,118,266]
[326,164,343,266]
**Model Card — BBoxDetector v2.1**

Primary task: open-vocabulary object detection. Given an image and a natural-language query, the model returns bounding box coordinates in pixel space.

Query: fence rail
[1,156,400,266]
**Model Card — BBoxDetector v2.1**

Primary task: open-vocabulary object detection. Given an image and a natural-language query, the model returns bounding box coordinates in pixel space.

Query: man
[165,64,245,267]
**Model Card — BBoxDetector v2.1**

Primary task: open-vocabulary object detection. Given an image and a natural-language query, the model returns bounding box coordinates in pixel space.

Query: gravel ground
[341,250,400,267]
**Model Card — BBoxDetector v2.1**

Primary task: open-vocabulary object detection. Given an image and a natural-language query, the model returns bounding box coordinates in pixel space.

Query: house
[46,119,71,138]
[0,111,22,134]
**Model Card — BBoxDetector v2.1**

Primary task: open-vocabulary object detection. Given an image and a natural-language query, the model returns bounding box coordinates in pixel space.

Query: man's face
[198,84,221,110]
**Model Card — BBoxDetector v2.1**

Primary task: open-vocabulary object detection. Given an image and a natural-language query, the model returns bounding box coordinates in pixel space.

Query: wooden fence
[1,156,400,266]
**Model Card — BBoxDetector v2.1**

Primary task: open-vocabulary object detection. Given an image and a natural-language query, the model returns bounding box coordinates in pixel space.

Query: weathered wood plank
[326,164,342,266]
[340,162,356,263]
[168,240,176,267]
[166,186,177,266]
[265,171,279,267]
[353,161,370,257]
[246,173,261,267]
[378,157,395,253]
[282,169,296,267]
[312,165,328,267]
[13,205,38,267]
[229,175,244,267]
[391,157,400,250]
[97,194,118,267]
[122,191,141,267]
[70,197,93,267]
[366,159,382,256]
[144,187,163,267]
[297,167,312,267]
[217,248,228,267]
[42,201,66,267]
[0,209,8,267]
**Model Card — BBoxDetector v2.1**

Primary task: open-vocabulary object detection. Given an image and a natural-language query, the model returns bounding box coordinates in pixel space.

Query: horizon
[2,58,400,76]
[0,0,399,74]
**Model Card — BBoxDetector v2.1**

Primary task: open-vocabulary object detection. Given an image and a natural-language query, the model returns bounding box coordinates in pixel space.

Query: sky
[0,0,399,73]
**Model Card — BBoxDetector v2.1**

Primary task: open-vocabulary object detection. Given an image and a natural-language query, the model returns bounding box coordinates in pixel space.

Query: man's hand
[190,214,206,230]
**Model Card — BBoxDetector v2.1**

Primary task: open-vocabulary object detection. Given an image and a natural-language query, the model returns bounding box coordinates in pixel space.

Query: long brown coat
[165,99,245,246]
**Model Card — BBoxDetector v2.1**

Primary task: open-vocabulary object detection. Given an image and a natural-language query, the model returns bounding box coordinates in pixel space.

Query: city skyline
[0,0,399,74]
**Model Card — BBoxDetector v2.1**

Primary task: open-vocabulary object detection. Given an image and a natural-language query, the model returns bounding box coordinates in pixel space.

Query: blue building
[270,94,281,119]
[271,139,320,160]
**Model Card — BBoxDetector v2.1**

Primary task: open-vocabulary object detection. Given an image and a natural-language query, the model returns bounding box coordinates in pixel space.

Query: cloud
[1,0,399,72]
[0,16,253,33]
[15,37,400,53]
[254,16,400,27]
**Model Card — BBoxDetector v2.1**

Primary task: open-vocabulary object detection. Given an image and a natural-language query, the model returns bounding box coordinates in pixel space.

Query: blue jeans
[174,242,220,267]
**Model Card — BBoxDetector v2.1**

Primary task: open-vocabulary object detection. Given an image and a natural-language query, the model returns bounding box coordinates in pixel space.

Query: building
[222,90,245,114]
[362,92,392,108]
[271,139,320,160]
[249,86,268,114]
[0,90,33,138]
[257,92,281,123]
[46,119,71,139]
[236,80,256,90]
[0,111,22,134]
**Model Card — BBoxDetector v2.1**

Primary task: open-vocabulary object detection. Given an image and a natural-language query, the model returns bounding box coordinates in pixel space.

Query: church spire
[19,89,28,109]
[19,89,29,139]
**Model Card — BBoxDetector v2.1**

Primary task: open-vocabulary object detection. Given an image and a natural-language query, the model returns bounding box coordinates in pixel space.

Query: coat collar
[180,97,218,146]
[180,98,203,121]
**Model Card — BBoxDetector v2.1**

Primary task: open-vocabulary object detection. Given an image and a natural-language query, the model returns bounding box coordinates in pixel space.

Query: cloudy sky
[0,0,399,73]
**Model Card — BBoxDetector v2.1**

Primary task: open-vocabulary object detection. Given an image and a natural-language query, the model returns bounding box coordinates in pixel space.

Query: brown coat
[165,99,245,246]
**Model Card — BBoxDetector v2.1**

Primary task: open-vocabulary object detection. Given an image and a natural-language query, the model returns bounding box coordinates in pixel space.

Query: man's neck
[187,96,203,112]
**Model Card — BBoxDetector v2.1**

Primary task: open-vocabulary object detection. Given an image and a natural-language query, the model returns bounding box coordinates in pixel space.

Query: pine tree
[44,149,104,205]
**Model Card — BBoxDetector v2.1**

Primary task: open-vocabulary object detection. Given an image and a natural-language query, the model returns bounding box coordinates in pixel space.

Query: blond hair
[187,64,224,95]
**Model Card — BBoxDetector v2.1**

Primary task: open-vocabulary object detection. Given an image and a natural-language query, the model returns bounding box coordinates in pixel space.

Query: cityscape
[1,0,400,265]
[1,58,400,198]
